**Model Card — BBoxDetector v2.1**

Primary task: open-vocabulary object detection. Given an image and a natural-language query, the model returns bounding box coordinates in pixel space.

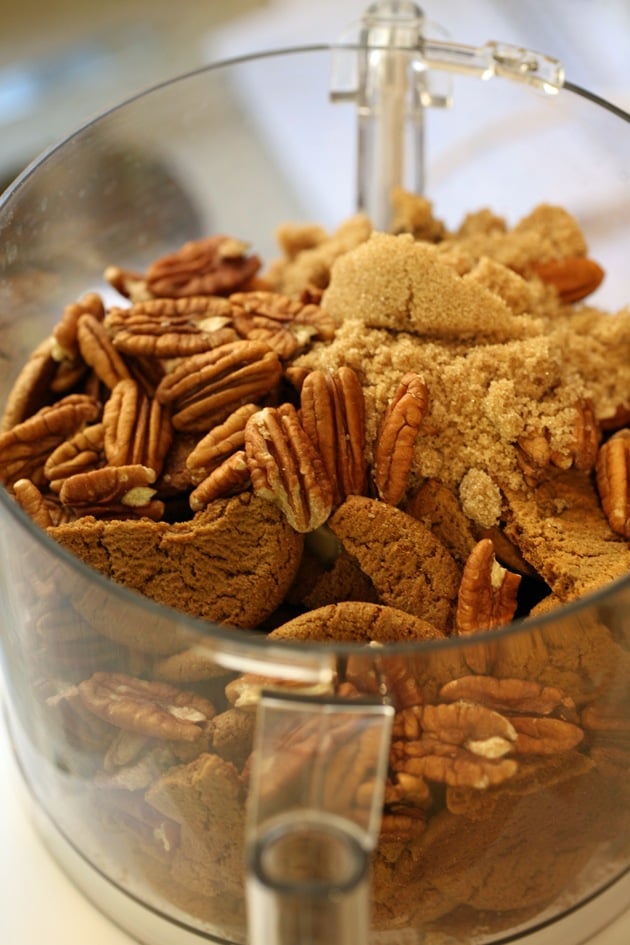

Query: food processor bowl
[0,5,629,944]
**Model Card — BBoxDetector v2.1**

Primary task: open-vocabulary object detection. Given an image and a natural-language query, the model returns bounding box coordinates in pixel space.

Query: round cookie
[49,493,304,648]
[268,601,444,644]
[328,496,461,631]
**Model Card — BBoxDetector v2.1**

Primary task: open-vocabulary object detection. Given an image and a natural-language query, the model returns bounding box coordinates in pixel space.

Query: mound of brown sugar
[322,232,543,341]
[435,203,589,273]
[293,225,630,529]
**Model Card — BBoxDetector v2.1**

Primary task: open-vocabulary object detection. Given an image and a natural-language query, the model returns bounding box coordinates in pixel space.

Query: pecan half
[105,296,237,358]
[145,235,261,298]
[230,290,336,359]
[456,538,521,634]
[189,450,250,511]
[394,743,517,789]
[155,340,282,433]
[421,701,517,756]
[1,339,57,432]
[13,478,67,528]
[103,379,173,476]
[78,672,216,741]
[0,394,101,487]
[104,265,153,302]
[76,313,132,389]
[44,422,106,489]
[529,255,604,303]
[595,429,630,537]
[58,463,161,518]
[245,403,334,532]
[299,367,367,507]
[186,402,259,483]
[439,675,577,720]
[455,538,521,674]
[509,715,584,754]
[374,372,429,506]
[52,292,105,362]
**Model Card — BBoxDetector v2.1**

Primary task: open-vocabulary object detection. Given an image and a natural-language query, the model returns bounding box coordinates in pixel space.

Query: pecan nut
[595,429,630,537]
[103,379,173,476]
[189,449,250,511]
[0,394,101,487]
[52,292,105,362]
[455,538,521,634]
[145,235,261,298]
[454,538,522,674]
[373,372,429,506]
[299,367,367,507]
[509,715,584,754]
[420,701,517,756]
[0,339,57,433]
[155,340,282,433]
[13,478,66,528]
[186,402,259,483]
[44,422,106,489]
[230,290,336,359]
[388,697,521,792]
[395,744,518,789]
[529,255,605,303]
[58,463,162,518]
[105,296,237,358]
[76,313,132,389]
[245,403,334,532]
[78,672,216,741]
[439,675,577,719]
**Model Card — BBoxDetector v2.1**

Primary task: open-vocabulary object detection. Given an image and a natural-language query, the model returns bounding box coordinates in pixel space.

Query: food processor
[0,3,629,944]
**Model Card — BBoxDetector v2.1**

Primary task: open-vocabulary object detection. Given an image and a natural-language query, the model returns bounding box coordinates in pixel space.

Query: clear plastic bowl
[0,38,629,945]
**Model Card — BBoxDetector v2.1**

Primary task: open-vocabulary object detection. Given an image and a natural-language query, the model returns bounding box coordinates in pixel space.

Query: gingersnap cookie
[411,764,608,916]
[300,549,380,610]
[210,708,256,770]
[49,492,304,640]
[404,478,477,567]
[151,644,234,682]
[503,468,630,601]
[328,496,461,631]
[146,751,246,901]
[268,601,444,644]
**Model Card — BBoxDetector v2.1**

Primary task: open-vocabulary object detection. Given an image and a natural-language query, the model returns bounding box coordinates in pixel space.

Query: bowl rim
[0,43,629,668]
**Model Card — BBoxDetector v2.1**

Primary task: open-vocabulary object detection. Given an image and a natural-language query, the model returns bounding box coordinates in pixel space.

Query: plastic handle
[330,0,565,229]
[245,689,394,945]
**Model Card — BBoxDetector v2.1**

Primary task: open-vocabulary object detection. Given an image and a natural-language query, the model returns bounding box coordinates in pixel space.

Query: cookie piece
[146,752,246,900]
[300,550,380,610]
[404,479,477,567]
[503,469,630,601]
[49,493,304,636]
[328,496,461,630]
[412,765,608,915]
[268,601,444,644]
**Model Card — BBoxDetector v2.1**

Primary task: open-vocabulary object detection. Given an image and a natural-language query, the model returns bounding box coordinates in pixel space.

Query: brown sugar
[321,232,543,341]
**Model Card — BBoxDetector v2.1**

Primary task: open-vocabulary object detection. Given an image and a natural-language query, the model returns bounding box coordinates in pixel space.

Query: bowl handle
[245,689,394,945]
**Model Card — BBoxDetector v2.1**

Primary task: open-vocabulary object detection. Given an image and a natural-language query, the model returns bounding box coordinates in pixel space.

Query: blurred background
[1,0,629,194]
